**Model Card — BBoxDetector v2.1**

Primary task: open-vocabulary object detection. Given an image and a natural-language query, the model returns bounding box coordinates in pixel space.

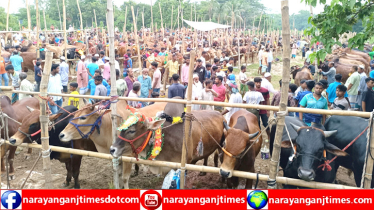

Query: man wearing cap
[77,55,88,95]
[261,72,277,94]
[9,50,23,72]
[59,56,69,93]
[357,65,368,110]
[103,57,111,81]
[319,62,336,85]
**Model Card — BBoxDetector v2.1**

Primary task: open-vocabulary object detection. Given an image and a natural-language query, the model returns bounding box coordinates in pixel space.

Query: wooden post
[56,0,62,30]
[131,6,142,73]
[177,6,180,30]
[107,0,122,189]
[171,5,173,31]
[123,6,127,36]
[36,0,40,58]
[6,0,10,31]
[362,112,374,188]
[268,0,291,189]
[257,12,263,33]
[194,3,197,22]
[142,12,145,40]
[40,51,54,189]
[94,9,98,29]
[26,0,31,30]
[180,50,196,189]
[151,0,154,32]
[77,0,83,35]
[63,0,67,60]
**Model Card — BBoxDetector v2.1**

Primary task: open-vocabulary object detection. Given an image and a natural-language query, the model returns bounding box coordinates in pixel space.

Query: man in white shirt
[48,64,63,114]
[19,72,34,100]
[267,49,273,73]
[261,72,277,94]
[305,47,313,63]
[258,46,264,74]
[221,81,243,124]
[200,51,207,67]
[239,66,249,96]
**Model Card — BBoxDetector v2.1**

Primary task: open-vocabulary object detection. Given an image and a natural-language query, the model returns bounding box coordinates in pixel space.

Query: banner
[0,189,372,210]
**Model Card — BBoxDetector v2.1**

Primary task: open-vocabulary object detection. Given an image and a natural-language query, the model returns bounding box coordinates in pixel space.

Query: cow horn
[290,123,301,132]
[26,106,35,112]
[248,131,259,139]
[324,130,337,138]
[223,121,230,131]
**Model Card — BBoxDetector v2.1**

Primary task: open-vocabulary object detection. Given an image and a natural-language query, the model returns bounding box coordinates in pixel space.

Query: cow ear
[325,142,348,157]
[147,119,166,130]
[281,140,296,148]
[49,113,63,122]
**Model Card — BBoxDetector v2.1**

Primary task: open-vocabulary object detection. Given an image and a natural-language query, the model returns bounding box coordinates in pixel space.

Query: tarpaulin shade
[182,19,231,31]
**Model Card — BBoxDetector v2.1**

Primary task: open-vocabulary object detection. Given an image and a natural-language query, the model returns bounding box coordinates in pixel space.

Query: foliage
[303,0,374,62]
[0,8,21,30]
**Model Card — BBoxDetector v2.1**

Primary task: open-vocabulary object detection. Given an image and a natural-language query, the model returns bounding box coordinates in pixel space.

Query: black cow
[9,106,97,189]
[269,116,347,188]
[325,115,373,187]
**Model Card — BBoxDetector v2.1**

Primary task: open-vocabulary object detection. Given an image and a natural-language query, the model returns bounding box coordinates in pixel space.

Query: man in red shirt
[0,55,8,86]
[212,76,226,111]
[254,77,270,138]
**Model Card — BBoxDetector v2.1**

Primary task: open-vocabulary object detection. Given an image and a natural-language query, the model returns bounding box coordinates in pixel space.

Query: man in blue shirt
[168,74,185,99]
[294,80,314,117]
[326,74,348,104]
[137,68,152,106]
[319,62,336,85]
[87,69,110,103]
[87,56,99,80]
[9,51,23,72]
[299,82,328,126]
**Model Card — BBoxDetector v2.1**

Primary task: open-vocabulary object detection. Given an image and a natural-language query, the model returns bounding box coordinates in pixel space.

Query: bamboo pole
[363,113,374,188]
[159,2,164,39]
[180,50,196,189]
[171,5,174,31]
[40,51,54,189]
[177,6,180,30]
[1,88,372,118]
[56,0,62,29]
[142,12,145,41]
[26,0,31,30]
[4,141,358,189]
[36,0,40,58]
[151,0,154,32]
[77,0,83,38]
[6,0,10,31]
[43,10,47,31]
[131,6,142,73]
[257,12,263,33]
[268,0,291,189]
[94,9,98,29]
[107,0,122,189]
[63,0,67,60]
[194,3,197,22]
[123,6,127,36]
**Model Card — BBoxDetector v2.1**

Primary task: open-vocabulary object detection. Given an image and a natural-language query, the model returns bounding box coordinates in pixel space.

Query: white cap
[193,74,199,78]
[261,45,265,49]
[60,56,65,60]
[264,72,271,78]
[94,54,99,57]
[105,56,110,61]
[81,55,86,59]
[359,65,365,69]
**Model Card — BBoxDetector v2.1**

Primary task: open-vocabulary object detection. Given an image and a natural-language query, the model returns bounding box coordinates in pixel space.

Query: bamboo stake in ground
[171,5,174,31]
[257,12,263,33]
[268,0,291,190]
[6,0,10,31]
[77,0,83,40]
[123,6,127,36]
[40,51,54,189]
[43,10,47,43]
[131,6,142,73]
[159,2,164,39]
[181,50,196,189]
[63,0,67,60]
[107,0,123,189]
[151,0,154,32]
[94,9,98,29]
[36,0,40,58]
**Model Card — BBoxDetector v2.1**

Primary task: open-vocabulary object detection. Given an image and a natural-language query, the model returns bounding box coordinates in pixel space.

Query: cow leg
[71,155,83,189]
[227,178,233,189]
[63,161,72,187]
[122,162,132,189]
[131,164,139,177]
[25,148,32,160]
[232,177,239,189]
[214,151,219,167]
[1,145,6,174]
[7,146,16,180]
[199,157,208,176]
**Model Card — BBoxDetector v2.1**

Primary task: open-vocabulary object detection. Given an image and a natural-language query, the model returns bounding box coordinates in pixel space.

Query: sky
[2,0,331,15]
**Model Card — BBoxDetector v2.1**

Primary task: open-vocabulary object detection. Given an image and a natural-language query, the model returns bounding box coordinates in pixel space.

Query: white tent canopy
[182,19,231,31]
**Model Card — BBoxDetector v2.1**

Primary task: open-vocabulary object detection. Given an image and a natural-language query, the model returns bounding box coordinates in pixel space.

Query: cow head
[219,121,259,178]
[9,106,62,146]
[110,107,165,158]
[59,101,111,142]
[281,124,347,181]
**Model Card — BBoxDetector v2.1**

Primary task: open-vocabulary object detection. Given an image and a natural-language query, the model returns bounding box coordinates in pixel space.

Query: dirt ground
[0,53,357,189]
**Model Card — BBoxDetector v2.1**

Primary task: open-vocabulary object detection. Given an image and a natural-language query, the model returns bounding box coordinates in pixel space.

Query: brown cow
[294,67,313,86]
[59,100,168,189]
[1,96,39,180]
[218,110,261,189]
[110,101,226,189]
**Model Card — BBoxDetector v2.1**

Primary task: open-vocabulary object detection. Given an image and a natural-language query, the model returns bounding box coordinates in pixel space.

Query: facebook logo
[1,190,22,209]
